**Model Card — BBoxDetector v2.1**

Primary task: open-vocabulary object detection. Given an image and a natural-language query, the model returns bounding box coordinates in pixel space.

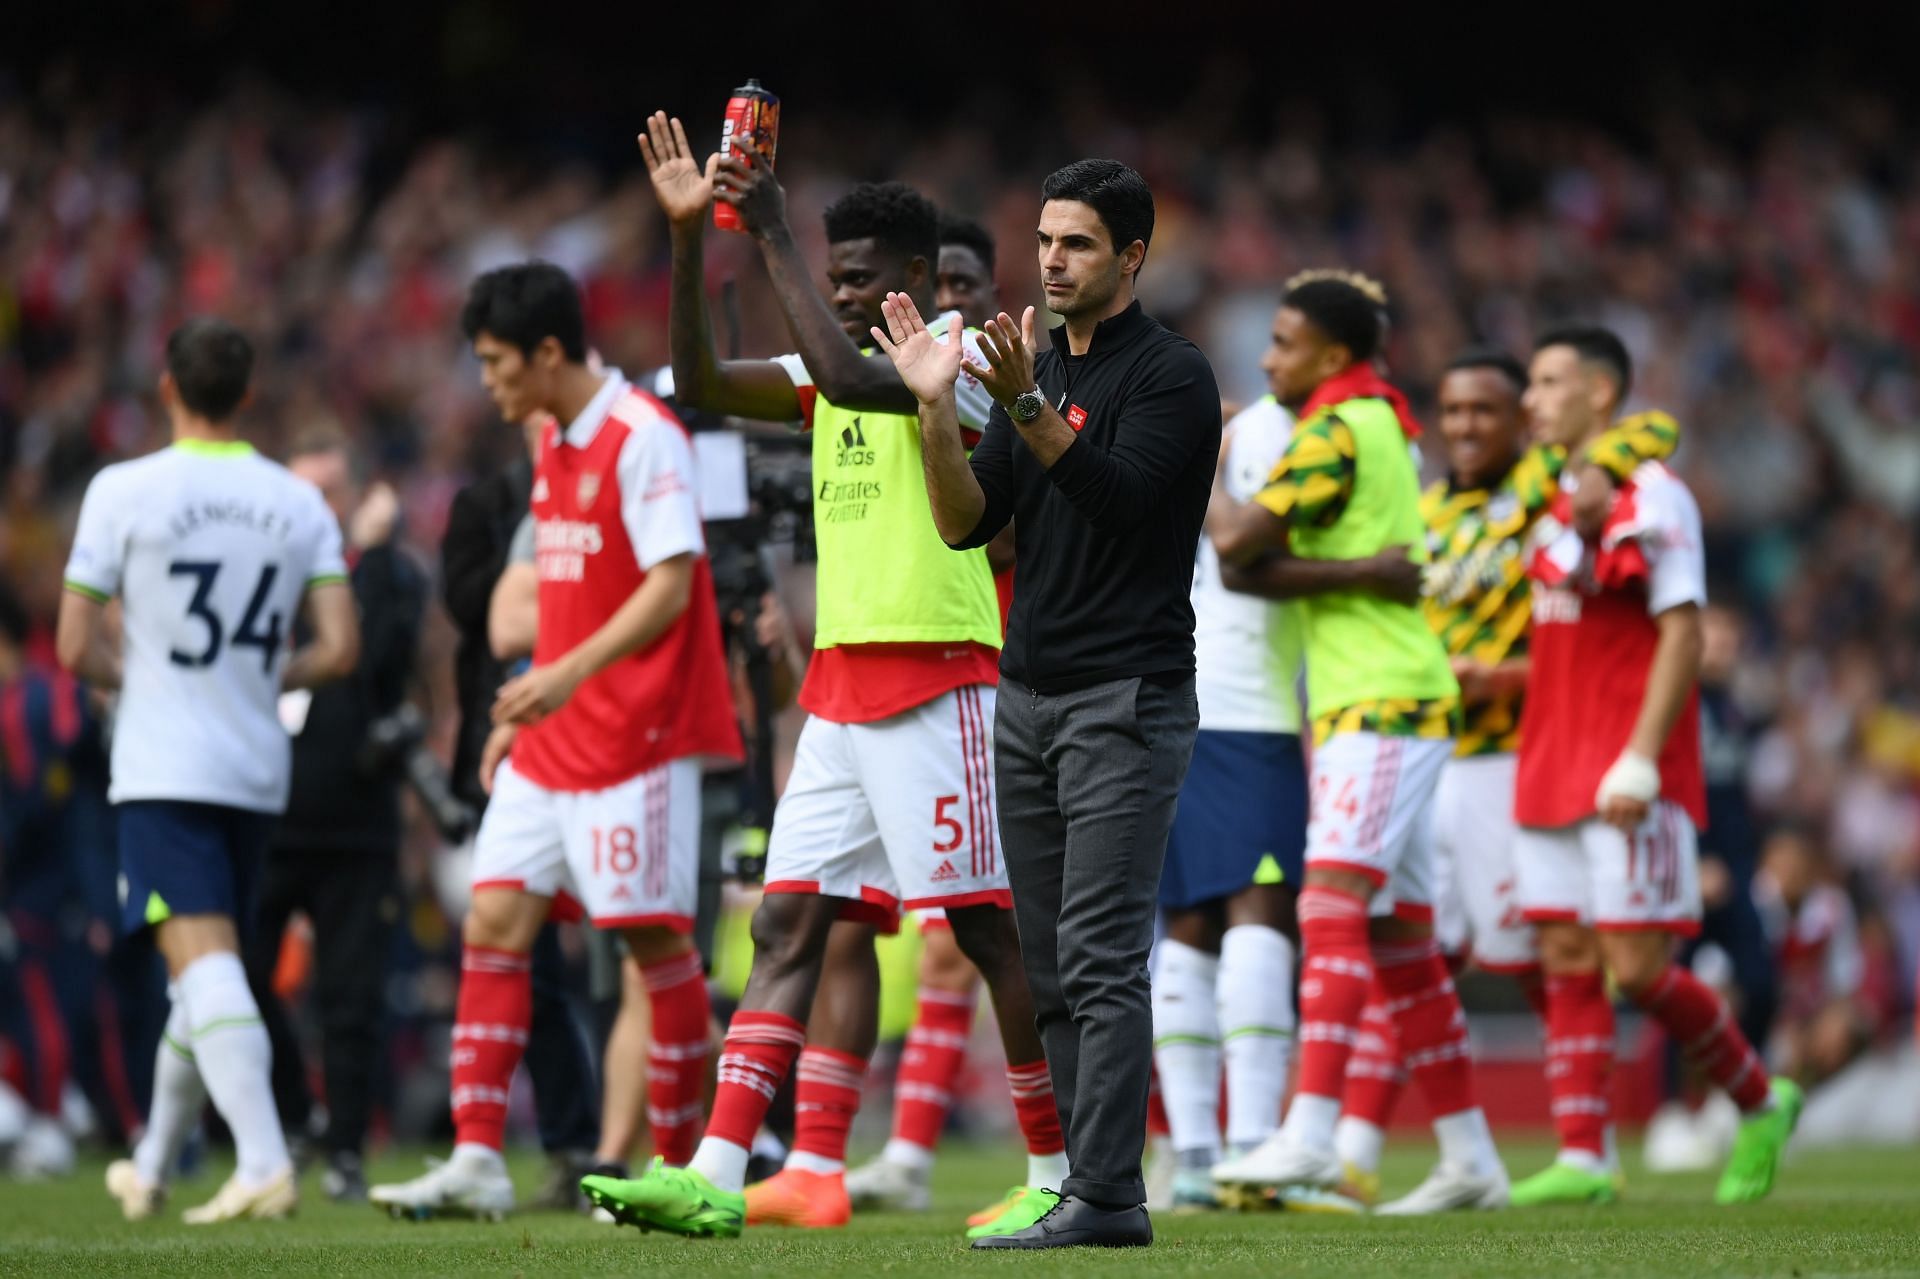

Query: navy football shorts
[1160,729,1308,910]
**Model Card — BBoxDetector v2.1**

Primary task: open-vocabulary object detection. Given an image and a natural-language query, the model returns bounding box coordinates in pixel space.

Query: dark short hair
[938,213,996,277]
[1041,159,1154,267]
[823,182,939,266]
[1534,324,1632,401]
[461,262,587,362]
[165,318,254,420]
[1445,347,1529,396]
[1281,277,1385,363]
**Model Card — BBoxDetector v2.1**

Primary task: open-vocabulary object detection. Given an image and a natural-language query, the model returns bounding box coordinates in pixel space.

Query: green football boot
[581,1157,745,1238]
[1716,1078,1804,1205]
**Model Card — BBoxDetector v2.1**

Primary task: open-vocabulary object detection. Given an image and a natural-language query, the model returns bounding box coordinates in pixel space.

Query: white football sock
[177,952,290,1185]
[1279,1093,1342,1155]
[690,1136,751,1192]
[1218,925,1295,1150]
[133,996,206,1186]
[1151,940,1222,1164]
[1334,1115,1385,1176]
[1432,1107,1503,1178]
[1027,1150,1070,1187]
[882,1137,935,1173]
[453,1141,507,1170]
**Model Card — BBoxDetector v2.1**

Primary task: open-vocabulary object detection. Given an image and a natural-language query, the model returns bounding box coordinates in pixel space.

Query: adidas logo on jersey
[930,860,961,883]
[836,418,875,467]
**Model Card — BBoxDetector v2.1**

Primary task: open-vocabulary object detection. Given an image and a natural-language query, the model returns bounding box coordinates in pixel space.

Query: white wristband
[1596,750,1660,810]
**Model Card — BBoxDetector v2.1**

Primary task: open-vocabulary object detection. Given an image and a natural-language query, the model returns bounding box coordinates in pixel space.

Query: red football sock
[892,987,975,1152]
[1341,979,1406,1128]
[706,1009,807,1150]
[793,1046,867,1166]
[1516,965,1549,1022]
[1295,886,1375,1101]
[1542,970,1614,1159]
[450,946,532,1150]
[641,951,713,1166]
[1632,965,1770,1112]
[1006,1059,1065,1156]
[1374,938,1477,1119]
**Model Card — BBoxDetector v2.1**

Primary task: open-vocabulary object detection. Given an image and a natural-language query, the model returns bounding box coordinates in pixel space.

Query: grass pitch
[2,1139,1916,1277]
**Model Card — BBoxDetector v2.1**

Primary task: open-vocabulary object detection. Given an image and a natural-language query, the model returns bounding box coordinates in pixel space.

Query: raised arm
[640,112,803,422]
[709,153,919,413]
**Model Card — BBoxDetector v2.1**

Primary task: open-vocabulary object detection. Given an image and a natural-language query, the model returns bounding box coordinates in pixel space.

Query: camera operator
[440,409,603,1209]
[241,429,425,1202]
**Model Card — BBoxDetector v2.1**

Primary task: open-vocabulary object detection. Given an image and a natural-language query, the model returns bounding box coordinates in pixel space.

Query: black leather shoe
[969,1194,1152,1249]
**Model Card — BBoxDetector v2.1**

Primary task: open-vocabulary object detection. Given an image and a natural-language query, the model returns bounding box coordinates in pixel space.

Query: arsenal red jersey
[513,374,743,791]
[1516,461,1707,829]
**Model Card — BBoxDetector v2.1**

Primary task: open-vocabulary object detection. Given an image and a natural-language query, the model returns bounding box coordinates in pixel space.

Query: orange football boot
[743,1167,853,1229]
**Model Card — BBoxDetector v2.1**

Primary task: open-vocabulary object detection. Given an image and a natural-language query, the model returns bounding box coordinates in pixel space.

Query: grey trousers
[995,674,1199,1205]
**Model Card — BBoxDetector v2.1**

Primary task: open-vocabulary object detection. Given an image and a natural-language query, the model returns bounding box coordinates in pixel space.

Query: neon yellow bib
[1290,397,1458,715]
[809,379,1000,650]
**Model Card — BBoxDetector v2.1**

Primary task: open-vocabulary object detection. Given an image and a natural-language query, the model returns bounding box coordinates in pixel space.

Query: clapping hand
[871,292,966,406]
[638,112,717,228]
[971,308,1039,408]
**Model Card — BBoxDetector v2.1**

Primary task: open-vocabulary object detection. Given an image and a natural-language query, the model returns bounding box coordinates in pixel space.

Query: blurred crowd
[4,69,1919,1169]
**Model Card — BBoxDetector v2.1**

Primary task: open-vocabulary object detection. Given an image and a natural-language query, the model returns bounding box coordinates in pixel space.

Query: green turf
[2,1140,1916,1277]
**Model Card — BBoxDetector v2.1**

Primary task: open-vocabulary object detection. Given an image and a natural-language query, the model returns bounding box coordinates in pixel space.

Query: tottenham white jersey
[64,441,348,812]
[1193,396,1305,735]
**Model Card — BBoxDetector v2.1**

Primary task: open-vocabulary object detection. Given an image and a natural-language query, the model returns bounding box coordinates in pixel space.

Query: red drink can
[714,79,780,233]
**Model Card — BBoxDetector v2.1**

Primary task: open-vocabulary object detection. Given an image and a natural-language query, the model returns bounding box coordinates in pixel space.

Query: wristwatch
[1009,388,1046,424]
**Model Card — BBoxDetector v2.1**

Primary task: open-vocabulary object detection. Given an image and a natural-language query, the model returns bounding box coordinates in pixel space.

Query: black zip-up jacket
[956,300,1221,692]
[277,541,426,854]
[443,460,532,811]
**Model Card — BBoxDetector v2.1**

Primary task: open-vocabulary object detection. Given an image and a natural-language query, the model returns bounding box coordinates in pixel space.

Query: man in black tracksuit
[245,434,425,1201]
[875,159,1220,1248]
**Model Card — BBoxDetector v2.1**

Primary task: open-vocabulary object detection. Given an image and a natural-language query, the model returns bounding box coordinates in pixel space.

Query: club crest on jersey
[532,476,549,503]
[577,473,602,507]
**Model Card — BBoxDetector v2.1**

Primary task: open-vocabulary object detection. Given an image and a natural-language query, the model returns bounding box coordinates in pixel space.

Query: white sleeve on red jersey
[1634,464,1707,616]
[770,352,820,431]
[946,316,994,434]
[770,322,991,435]
[617,413,707,571]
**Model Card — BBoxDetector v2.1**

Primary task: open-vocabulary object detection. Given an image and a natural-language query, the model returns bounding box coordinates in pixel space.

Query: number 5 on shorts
[933,795,964,853]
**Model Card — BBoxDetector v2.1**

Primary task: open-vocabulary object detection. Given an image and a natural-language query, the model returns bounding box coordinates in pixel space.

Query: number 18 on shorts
[472,757,701,930]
